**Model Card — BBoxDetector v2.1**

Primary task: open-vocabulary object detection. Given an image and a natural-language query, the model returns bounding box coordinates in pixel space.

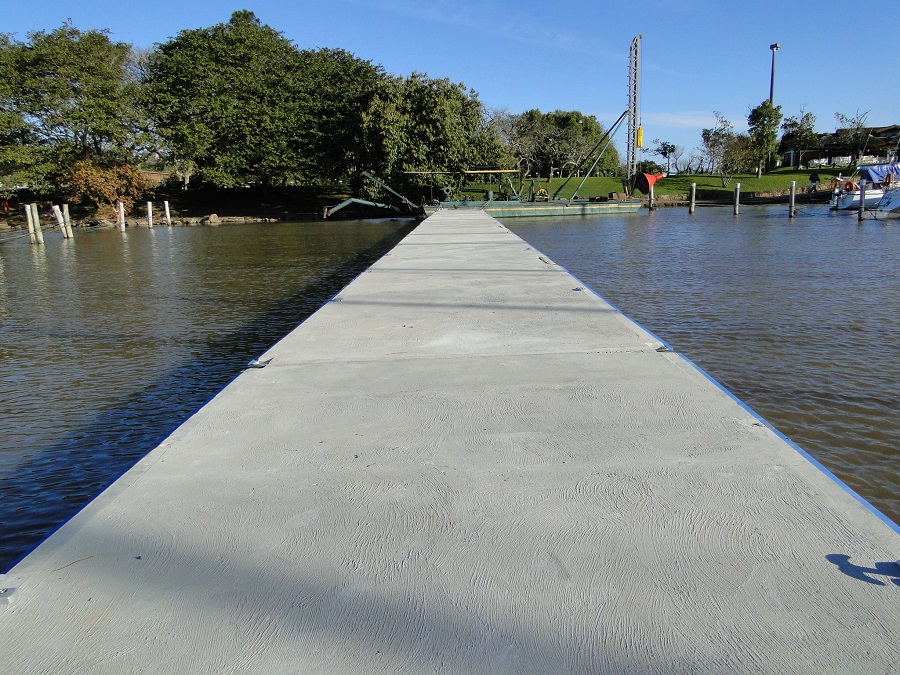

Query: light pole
[769,43,780,104]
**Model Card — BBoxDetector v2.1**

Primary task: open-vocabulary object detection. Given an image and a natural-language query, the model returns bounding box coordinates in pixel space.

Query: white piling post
[146,201,153,228]
[733,183,741,216]
[858,179,866,222]
[689,183,696,214]
[30,203,44,244]
[62,203,74,238]
[24,204,36,244]
[789,180,796,218]
[52,205,68,238]
[649,184,656,211]
[117,201,126,231]
[164,200,172,226]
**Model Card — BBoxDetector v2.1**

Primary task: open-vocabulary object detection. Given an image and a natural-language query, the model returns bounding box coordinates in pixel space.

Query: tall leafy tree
[294,47,390,183]
[650,139,678,174]
[0,23,140,191]
[701,112,753,185]
[389,74,500,182]
[144,11,309,187]
[504,109,620,179]
[701,111,734,180]
[780,109,818,167]
[747,100,783,176]
[0,34,34,196]
[834,110,870,163]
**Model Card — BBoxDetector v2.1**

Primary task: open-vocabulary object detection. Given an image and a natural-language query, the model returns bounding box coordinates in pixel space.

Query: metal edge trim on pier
[526,241,900,537]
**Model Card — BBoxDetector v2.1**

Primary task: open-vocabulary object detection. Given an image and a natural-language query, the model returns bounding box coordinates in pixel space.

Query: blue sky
[6,1,897,160]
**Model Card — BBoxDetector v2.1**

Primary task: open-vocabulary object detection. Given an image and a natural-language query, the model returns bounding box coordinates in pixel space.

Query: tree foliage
[650,139,678,173]
[834,110,871,163]
[295,48,389,183]
[0,23,141,192]
[747,100,783,176]
[780,109,818,166]
[701,113,755,186]
[701,112,733,180]
[144,11,309,187]
[143,12,502,190]
[64,159,148,214]
[501,109,620,179]
[3,12,623,201]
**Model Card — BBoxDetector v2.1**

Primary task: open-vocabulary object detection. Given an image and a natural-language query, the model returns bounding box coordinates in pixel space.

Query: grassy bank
[465,167,849,201]
[1,167,849,228]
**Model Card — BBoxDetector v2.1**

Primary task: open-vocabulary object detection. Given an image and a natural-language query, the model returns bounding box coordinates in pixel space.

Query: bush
[64,160,149,216]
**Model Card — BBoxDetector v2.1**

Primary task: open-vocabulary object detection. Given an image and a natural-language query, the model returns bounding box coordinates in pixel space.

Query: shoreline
[0,186,836,230]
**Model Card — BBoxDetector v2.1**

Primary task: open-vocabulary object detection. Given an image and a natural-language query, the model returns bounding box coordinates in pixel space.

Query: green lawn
[465,167,846,200]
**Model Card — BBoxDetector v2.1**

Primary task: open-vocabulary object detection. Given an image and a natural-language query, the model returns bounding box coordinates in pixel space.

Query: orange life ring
[845,181,856,190]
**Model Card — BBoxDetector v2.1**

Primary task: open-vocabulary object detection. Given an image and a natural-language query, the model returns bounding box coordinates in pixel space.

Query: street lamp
[769,43,780,104]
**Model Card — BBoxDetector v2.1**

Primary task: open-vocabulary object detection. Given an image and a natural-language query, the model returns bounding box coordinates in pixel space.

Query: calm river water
[506,205,898,528]
[0,219,416,571]
[1,206,897,572]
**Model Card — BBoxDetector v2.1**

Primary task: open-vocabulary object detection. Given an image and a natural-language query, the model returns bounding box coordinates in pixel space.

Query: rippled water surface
[506,205,899,525]
[0,219,415,571]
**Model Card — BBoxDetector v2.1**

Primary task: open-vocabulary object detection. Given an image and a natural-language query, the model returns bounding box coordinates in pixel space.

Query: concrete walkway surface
[1,210,898,673]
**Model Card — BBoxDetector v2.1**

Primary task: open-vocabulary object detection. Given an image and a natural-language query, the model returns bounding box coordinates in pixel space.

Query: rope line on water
[0,222,68,244]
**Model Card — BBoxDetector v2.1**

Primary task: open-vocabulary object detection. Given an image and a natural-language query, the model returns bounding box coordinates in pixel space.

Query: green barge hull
[423,198,643,218]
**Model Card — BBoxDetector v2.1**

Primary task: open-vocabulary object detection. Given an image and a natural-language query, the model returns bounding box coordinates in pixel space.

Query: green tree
[747,100,783,176]
[0,23,141,192]
[389,73,500,189]
[834,110,870,164]
[293,47,391,183]
[700,113,754,186]
[504,109,620,179]
[0,34,33,197]
[650,139,678,174]
[722,133,754,184]
[636,159,663,174]
[780,109,818,167]
[701,112,734,183]
[144,10,309,187]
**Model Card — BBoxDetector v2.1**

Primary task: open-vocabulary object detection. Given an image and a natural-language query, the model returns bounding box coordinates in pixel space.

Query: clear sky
[5,0,897,161]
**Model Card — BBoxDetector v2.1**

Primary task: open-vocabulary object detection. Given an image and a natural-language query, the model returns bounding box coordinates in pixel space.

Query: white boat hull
[874,187,900,218]
[830,187,884,210]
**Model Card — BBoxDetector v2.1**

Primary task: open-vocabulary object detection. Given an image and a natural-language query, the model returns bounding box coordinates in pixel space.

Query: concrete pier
[2,210,898,673]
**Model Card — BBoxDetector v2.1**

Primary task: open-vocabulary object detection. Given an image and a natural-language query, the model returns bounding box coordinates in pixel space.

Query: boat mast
[626,35,641,191]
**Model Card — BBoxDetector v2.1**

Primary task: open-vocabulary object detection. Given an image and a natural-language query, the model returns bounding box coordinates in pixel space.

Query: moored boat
[829,161,900,210]
[874,184,900,219]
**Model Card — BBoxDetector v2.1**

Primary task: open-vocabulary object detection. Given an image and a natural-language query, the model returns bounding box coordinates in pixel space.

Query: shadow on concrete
[825,554,900,586]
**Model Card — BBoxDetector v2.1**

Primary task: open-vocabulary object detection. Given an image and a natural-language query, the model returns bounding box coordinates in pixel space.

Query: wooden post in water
[164,201,172,226]
[30,203,44,244]
[62,204,74,238]
[52,205,69,238]
[733,183,741,216]
[789,181,796,218]
[24,204,36,244]
[689,183,696,214]
[858,179,866,222]
[146,201,153,229]
[117,202,126,231]
[649,184,656,211]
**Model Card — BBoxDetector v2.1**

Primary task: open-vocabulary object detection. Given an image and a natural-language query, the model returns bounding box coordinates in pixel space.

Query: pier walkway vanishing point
[1,210,898,673]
